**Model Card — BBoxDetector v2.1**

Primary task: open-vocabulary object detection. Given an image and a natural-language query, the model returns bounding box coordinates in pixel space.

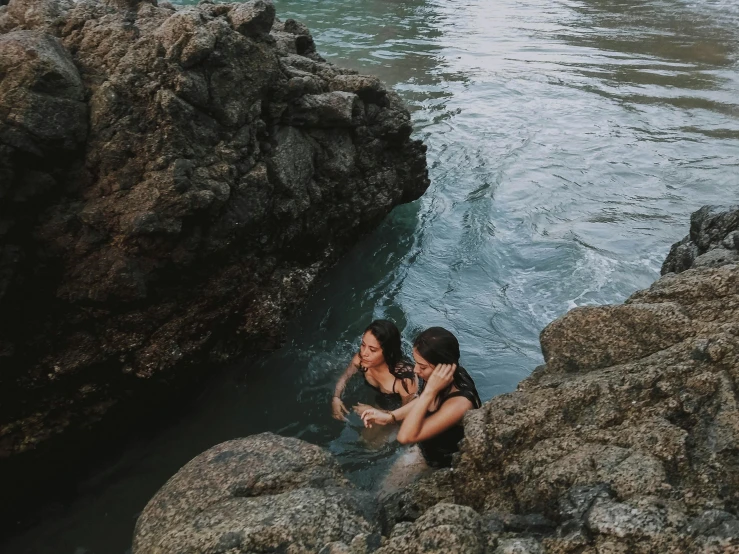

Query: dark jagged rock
[228,0,275,38]
[0,0,428,469]
[0,30,86,156]
[662,205,739,274]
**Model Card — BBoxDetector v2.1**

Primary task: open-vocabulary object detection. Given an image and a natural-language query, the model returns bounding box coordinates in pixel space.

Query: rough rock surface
[133,433,380,554]
[134,207,739,552]
[442,206,739,552]
[662,205,739,274]
[0,0,428,465]
[376,503,492,554]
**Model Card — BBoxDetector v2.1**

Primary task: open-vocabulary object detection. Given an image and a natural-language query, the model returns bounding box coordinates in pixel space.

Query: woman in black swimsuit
[331,319,417,421]
[360,326,481,468]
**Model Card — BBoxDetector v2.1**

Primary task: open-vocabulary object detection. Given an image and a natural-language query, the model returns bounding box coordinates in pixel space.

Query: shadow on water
[0,199,426,553]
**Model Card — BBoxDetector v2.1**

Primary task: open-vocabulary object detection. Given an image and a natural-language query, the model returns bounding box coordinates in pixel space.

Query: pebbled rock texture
[0,0,428,464]
[377,503,492,554]
[133,433,380,554]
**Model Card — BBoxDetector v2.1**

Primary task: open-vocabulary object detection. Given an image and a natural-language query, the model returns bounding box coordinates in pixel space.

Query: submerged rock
[0,0,428,472]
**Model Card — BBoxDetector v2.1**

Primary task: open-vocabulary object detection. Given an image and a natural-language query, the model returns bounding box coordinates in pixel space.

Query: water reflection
[554,0,739,127]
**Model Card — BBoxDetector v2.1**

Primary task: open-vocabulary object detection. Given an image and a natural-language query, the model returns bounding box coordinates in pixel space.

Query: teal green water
[4,0,739,552]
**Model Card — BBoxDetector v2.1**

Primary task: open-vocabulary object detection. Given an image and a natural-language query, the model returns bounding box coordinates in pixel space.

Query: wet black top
[418,389,479,468]
[360,361,415,411]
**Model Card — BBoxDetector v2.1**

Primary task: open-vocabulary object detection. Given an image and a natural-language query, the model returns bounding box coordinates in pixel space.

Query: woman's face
[360,331,385,369]
[412,348,435,381]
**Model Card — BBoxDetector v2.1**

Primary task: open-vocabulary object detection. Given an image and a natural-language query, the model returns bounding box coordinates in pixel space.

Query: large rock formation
[0,0,428,469]
[133,207,739,553]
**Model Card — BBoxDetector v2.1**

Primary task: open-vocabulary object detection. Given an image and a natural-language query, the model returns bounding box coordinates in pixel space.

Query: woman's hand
[361,408,394,428]
[353,403,373,417]
[423,363,456,395]
[331,397,349,421]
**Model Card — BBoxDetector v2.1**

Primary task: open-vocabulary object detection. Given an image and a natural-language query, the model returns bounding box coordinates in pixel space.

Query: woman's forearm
[387,398,416,423]
[333,375,347,397]
[396,391,434,444]
[334,363,358,397]
[333,376,350,398]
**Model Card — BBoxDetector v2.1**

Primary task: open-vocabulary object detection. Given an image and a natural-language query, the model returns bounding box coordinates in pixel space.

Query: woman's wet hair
[413,326,481,408]
[413,326,460,366]
[363,319,413,392]
[364,319,402,370]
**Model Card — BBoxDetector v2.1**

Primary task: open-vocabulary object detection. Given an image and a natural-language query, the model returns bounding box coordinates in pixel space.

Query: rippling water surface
[4,0,739,552]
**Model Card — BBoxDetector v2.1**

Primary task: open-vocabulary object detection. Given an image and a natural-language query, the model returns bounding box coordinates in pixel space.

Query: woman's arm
[359,396,418,427]
[396,364,472,444]
[391,397,417,421]
[331,354,361,421]
[396,395,471,443]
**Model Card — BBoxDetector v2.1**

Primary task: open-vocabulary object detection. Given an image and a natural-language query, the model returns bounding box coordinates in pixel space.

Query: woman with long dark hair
[360,326,481,468]
[331,319,417,421]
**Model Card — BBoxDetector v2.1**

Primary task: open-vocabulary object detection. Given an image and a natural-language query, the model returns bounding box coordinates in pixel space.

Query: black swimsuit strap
[446,389,479,406]
[428,390,473,414]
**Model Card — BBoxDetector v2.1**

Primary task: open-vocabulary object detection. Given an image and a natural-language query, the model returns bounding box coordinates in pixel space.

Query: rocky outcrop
[0,0,428,466]
[133,207,739,553]
[662,205,739,274]
[438,206,739,552]
[133,433,381,554]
